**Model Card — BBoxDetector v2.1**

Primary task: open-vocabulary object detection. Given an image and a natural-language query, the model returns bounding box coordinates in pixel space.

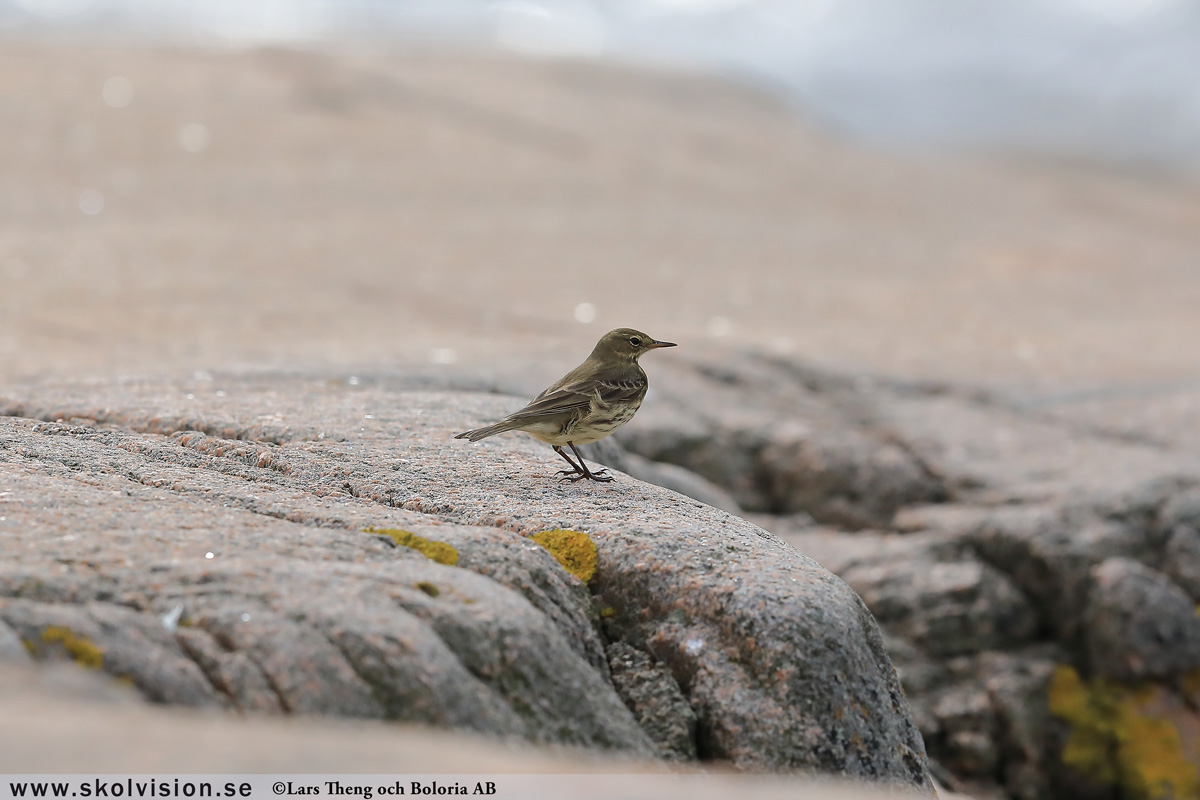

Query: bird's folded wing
[506,378,645,423]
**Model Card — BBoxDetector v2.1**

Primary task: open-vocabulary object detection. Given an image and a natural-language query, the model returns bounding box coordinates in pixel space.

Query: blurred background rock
[5,0,1200,410]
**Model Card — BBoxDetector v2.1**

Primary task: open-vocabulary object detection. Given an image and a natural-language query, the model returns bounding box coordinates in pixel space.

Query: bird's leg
[564,442,614,483]
[553,445,585,478]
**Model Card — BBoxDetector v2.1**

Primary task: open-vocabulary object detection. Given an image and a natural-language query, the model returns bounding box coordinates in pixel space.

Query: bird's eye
[629,336,642,347]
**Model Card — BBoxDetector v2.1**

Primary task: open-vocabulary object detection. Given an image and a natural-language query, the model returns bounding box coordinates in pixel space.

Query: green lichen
[38,626,104,669]
[531,529,597,583]
[600,607,616,618]
[1048,664,1200,800]
[416,581,440,598]
[366,527,458,566]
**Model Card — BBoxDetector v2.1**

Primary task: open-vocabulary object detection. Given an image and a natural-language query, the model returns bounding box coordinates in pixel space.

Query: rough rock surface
[12,354,1200,799]
[1081,557,1200,682]
[616,357,949,528]
[0,664,943,800]
[0,374,931,790]
[613,353,1200,800]
[606,641,698,761]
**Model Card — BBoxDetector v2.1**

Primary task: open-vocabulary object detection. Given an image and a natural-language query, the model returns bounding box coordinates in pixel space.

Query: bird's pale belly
[522,400,642,446]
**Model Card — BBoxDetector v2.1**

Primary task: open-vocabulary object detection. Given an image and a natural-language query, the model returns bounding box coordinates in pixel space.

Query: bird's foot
[555,468,584,478]
[560,469,613,483]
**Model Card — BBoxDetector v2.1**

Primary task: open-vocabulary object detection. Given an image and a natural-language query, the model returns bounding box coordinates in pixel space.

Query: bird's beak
[648,339,677,349]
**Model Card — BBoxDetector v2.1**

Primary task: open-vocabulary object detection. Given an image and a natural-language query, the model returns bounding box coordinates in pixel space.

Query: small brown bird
[455,328,676,482]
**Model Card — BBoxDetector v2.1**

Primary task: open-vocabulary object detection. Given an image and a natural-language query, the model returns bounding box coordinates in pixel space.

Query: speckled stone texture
[615,353,1200,800]
[0,664,948,800]
[0,373,932,791]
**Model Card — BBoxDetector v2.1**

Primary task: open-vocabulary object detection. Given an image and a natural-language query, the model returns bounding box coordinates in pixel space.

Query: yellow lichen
[366,527,459,566]
[1048,664,1200,800]
[39,626,103,669]
[600,607,616,618]
[532,529,597,583]
[416,581,440,598]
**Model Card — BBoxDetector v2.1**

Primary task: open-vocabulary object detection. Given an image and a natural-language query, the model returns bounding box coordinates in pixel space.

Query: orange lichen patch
[36,626,103,669]
[1049,664,1200,800]
[532,529,597,583]
[365,527,459,566]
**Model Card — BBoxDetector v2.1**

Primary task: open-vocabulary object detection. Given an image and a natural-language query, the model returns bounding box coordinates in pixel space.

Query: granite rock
[0,374,932,790]
[606,641,698,761]
[841,558,1038,659]
[1082,557,1200,682]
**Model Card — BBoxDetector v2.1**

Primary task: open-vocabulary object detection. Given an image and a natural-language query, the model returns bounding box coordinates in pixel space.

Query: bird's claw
[558,470,613,483]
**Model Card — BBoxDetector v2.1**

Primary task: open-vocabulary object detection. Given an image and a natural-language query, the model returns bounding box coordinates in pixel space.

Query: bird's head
[590,328,677,363]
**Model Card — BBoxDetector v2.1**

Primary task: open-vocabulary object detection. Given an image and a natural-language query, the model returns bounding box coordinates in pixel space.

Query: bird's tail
[454,419,523,442]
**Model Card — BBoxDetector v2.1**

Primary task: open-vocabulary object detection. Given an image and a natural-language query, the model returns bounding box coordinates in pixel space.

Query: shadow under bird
[455,328,676,482]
